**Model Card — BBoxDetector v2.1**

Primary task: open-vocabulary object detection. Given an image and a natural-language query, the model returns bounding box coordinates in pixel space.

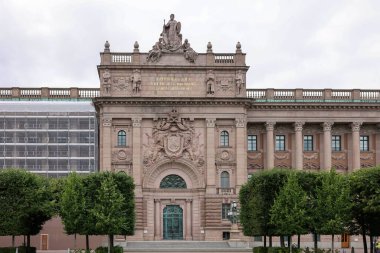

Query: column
[154,199,161,240]
[322,122,333,170]
[351,122,362,171]
[132,117,142,189]
[206,118,216,194]
[265,122,275,169]
[235,117,247,188]
[376,124,380,166]
[186,199,192,240]
[294,122,304,170]
[101,117,112,171]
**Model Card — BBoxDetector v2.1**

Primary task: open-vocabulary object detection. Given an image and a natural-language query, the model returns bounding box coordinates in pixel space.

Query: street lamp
[227,201,239,224]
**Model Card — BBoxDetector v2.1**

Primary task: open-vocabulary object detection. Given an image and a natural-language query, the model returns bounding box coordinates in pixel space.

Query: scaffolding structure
[0,101,97,177]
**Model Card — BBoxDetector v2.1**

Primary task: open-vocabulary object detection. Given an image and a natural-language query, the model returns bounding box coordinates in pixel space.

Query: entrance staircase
[116,240,251,253]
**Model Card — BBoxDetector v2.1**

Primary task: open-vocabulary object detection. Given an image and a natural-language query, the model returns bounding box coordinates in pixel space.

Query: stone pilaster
[101,117,112,171]
[351,122,362,171]
[294,122,305,170]
[132,117,142,189]
[235,117,247,188]
[265,121,275,169]
[154,199,161,240]
[376,124,380,166]
[186,199,192,240]
[322,122,334,170]
[206,118,216,194]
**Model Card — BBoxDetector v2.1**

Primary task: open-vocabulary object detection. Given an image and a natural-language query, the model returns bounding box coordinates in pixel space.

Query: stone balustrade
[0,87,100,99]
[247,88,380,102]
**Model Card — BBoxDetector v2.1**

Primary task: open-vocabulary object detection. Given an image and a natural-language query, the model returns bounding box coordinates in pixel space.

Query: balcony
[217,188,235,195]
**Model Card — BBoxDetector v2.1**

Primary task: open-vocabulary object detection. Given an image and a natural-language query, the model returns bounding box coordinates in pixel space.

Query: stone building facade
[93,15,380,242]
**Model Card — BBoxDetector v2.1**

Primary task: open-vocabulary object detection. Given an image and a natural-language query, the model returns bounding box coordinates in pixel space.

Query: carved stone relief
[102,69,111,96]
[332,152,348,171]
[215,79,234,95]
[112,77,129,93]
[274,152,291,168]
[216,149,235,163]
[303,152,320,170]
[247,152,263,170]
[112,149,132,162]
[143,109,205,174]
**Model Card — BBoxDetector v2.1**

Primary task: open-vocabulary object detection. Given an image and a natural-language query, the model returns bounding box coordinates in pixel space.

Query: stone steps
[115,240,252,252]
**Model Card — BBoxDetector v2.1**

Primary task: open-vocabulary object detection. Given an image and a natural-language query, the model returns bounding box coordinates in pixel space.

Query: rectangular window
[332,135,341,151]
[360,136,369,151]
[247,135,257,151]
[221,203,231,220]
[275,135,285,151]
[303,135,313,151]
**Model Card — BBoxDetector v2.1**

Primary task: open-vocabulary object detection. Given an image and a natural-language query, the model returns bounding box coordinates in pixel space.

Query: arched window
[117,130,126,146]
[160,174,187,189]
[221,171,230,188]
[220,131,229,147]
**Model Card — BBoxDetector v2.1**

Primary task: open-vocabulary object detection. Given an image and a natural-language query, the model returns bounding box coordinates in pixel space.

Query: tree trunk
[289,236,293,253]
[362,228,368,253]
[280,236,285,247]
[27,234,31,253]
[269,236,273,247]
[369,235,373,253]
[298,234,300,249]
[74,233,77,250]
[108,234,114,253]
[264,235,267,248]
[331,234,335,253]
[86,234,90,252]
[314,232,318,253]
[12,235,15,248]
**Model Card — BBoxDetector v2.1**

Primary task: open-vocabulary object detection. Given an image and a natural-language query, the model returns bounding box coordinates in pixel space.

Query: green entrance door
[163,205,183,240]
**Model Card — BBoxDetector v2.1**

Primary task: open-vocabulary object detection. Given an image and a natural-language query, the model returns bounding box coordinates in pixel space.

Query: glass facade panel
[220,171,230,188]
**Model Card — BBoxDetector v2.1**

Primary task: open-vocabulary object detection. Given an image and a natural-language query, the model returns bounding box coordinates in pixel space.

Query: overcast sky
[1,0,379,89]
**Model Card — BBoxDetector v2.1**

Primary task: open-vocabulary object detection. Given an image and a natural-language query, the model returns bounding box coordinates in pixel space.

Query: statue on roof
[146,14,198,63]
[162,14,182,51]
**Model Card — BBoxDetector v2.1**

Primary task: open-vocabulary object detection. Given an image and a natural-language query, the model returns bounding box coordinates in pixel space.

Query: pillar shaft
[323,122,333,170]
[351,122,362,171]
[265,122,275,169]
[206,118,216,194]
[294,122,304,170]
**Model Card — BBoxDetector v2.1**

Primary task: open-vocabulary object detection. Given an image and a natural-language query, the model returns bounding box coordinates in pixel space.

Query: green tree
[348,167,380,253]
[315,170,350,252]
[0,169,54,252]
[91,174,127,253]
[240,169,290,247]
[60,173,86,250]
[270,172,309,253]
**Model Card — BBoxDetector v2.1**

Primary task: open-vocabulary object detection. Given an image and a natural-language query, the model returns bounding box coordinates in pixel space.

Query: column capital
[154,199,161,203]
[102,118,112,127]
[132,117,142,127]
[294,121,305,132]
[185,199,192,203]
[322,122,334,132]
[265,121,276,131]
[235,117,246,128]
[351,122,362,132]
[206,118,216,128]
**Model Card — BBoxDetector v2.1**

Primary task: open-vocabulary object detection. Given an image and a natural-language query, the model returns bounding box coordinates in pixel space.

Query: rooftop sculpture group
[147,14,198,63]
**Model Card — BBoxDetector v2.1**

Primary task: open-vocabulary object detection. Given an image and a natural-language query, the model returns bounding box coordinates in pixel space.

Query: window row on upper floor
[247,134,371,152]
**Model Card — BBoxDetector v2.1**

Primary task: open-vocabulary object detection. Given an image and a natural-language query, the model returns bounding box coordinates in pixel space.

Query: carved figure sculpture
[182,39,198,63]
[235,70,245,95]
[147,38,163,63]
[205,70,215,95]
[131,69,141,94]
[102,69,111,94]
[162,14,182,50]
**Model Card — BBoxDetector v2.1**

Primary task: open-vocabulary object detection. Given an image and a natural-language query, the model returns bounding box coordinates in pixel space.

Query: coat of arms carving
[143,109,204,172]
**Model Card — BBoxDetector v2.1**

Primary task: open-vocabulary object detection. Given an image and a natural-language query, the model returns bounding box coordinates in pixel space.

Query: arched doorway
[163,205,183,240]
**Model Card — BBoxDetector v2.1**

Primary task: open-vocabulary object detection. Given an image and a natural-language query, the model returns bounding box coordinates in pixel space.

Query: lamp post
[227,200,241,242]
